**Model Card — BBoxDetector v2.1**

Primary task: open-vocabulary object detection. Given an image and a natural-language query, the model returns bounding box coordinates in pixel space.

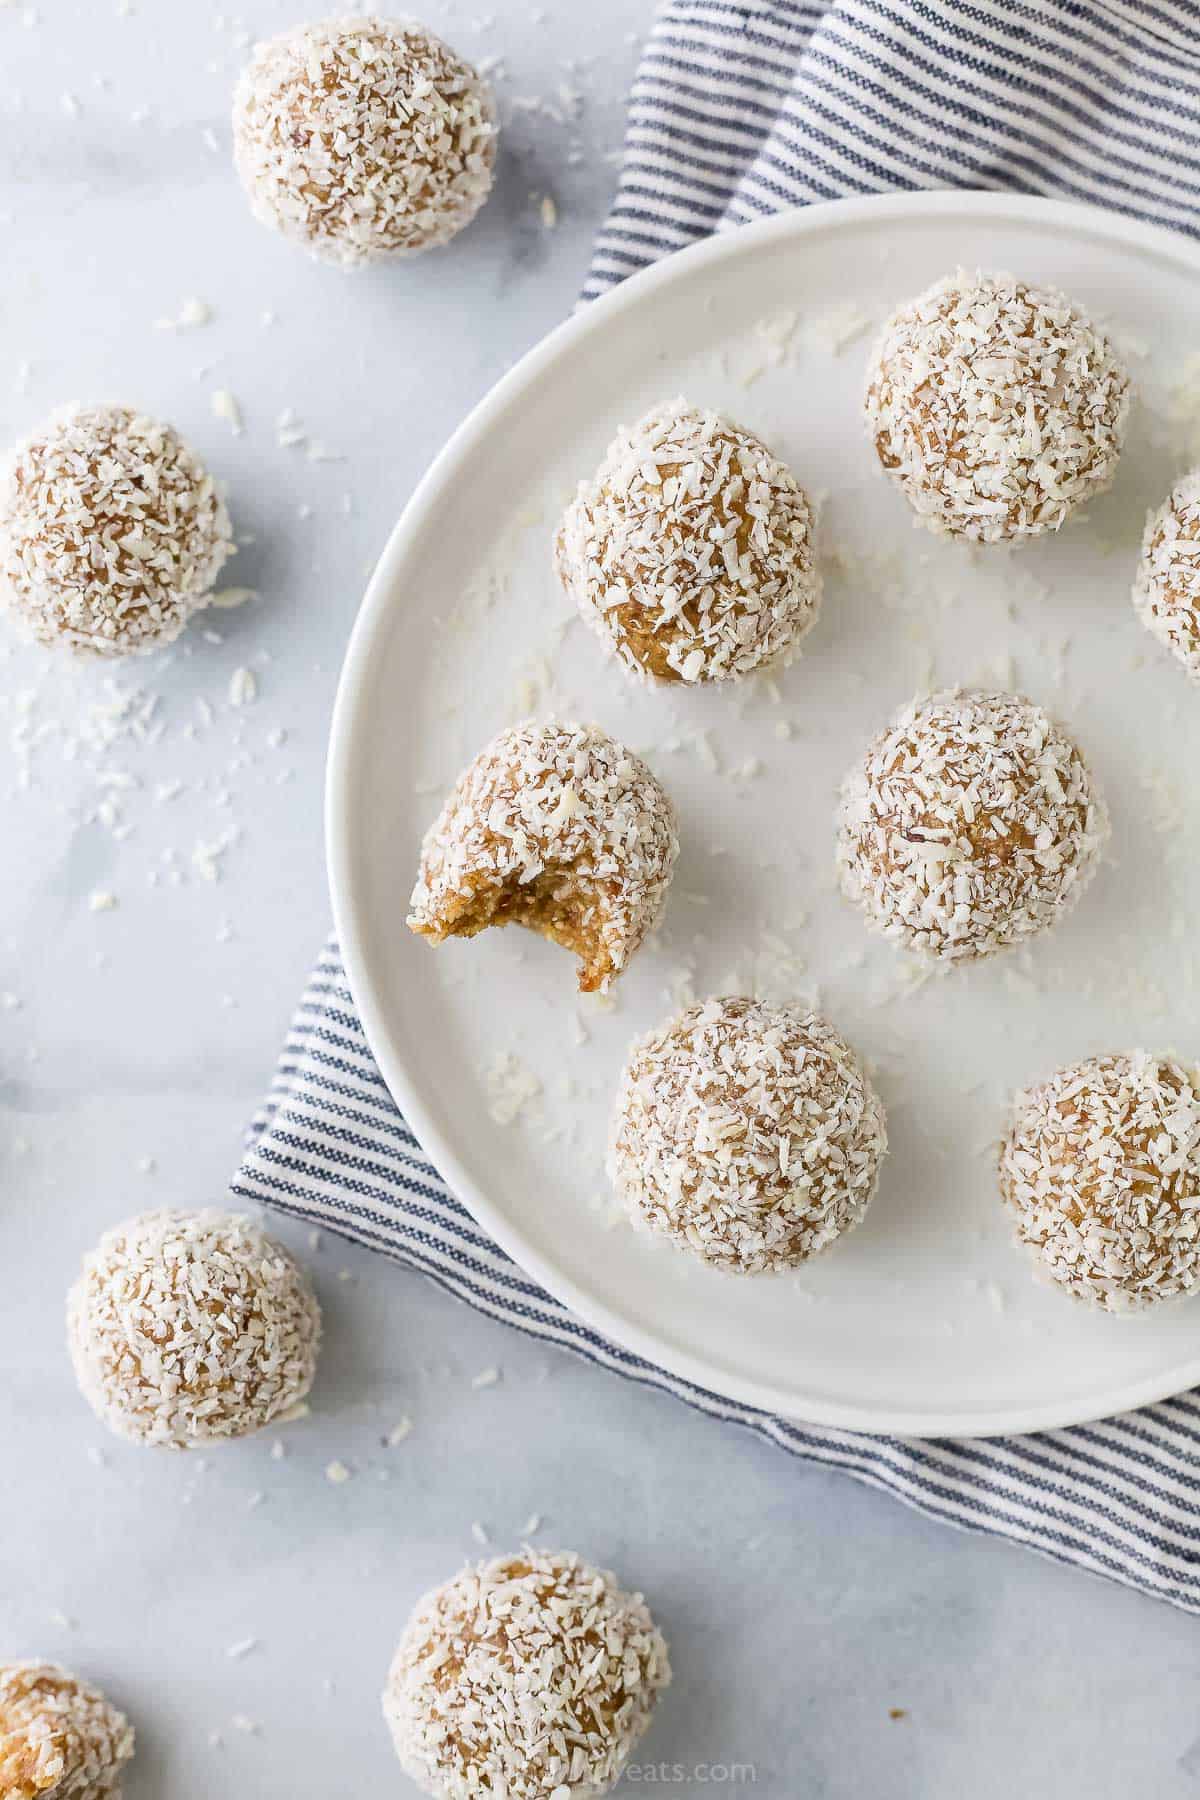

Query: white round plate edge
[327,189,1200,1438]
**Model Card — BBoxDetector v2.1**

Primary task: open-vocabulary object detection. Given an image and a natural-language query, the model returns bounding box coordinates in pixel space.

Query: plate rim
[326,188,1200,1437]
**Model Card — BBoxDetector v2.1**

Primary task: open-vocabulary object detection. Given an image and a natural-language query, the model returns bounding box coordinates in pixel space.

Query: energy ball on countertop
[408,720,679,993]
[609,996,887,1274]
[67,1209,321,1449]
[864,270,1131,543]
[1133,467,1200,681]
[1000,1053,1200,1312]
[0,405,233,656]
[0,1662,134,1800]
[556,398,820,684]
[382,1549,670,1800]
[233,16,497,268]
[837,688,1108,963]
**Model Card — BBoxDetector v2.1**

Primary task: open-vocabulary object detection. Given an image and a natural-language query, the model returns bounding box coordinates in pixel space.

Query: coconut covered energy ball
[0,405,233,655]
[408,720,679,992]
[0,1662,134,1800]
[382,1549,670,1800]
[67,1209,322,1449]
[1132,467,1200,681]
[864,270,1131,543]
[609,996,887,1273]
[837,688,1108,963]
[556,398,820,683]
[233,16,497,268]
[1000,1053,1200,1313]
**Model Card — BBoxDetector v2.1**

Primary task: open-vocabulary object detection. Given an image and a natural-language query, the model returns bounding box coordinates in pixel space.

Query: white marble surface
[2,4,1200,1796]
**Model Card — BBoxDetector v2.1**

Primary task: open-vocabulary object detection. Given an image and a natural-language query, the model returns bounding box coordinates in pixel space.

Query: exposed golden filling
[411,866,616,992]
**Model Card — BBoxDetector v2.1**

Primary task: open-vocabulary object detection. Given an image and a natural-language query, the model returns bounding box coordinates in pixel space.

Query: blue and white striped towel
[235,2,1200,1615]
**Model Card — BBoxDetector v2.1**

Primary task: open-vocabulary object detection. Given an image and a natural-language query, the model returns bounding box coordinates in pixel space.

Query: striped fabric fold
[583,0,1200,301]
[236,946,1200,1616]
[239,2,1200,1614]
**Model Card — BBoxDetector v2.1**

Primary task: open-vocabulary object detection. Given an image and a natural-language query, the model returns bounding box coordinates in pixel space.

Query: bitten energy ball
[0,1662,134,1800]
[0,405,233,655]
[408,720,679,992]
[1000,1053,1200,1313]
[864,270,1131,542]
[1132,467,1200,681]
[556,398,820,683]
[609,996,887,1274]
[67,1209,322,1449]
[233,16,497,268]
[382,1549,670,1800]
[837,688,1108,962]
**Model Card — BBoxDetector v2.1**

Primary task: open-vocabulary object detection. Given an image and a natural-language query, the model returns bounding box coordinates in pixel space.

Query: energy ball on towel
[609,996,887,1274]
[556,397,820,684]
[67,1209,322,1449]
[382,1549,670,1800]
[1132,467,1200,681]
[1000,1053,1200,1313]
[0,1662,134,1800]
[864,270,1131,543]
[407,720,679,993]
[0,405,233,656]
[233,16,497,268]
[836,688,1108,963]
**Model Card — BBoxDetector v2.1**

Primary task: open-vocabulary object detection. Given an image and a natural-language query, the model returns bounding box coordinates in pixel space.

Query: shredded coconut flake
[1000,1053,1200,1312]
[382,1550,670,1800]
[0,1662,134,1799]
[409,720,678,993]
[610,996,887,1274]
[67,1209,321,1449]
[837,688,1108,963]
[556,398,820,684]
[0,405,234,656]
[232,17,497,269]
[864,269,1131,543]
[1132,466,1200,682]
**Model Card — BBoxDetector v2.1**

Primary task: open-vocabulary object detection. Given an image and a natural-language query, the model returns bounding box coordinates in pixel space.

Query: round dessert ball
[1000,1053,1200,1312]
[0,1661,134,1799]
[382,1548,670,1800]
[556,397,820,684]
[408,719,679,993]
[0,405,234,656]
[837,688,1108,963]
[67,1209,321,1449]
[864,269,1131,543]
[609,996,887,1273]
[1132,467,1200,681]
[232,16,497,269]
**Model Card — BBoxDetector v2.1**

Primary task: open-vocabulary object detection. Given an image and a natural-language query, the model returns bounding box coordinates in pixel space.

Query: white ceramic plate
[328,191,1200,1437]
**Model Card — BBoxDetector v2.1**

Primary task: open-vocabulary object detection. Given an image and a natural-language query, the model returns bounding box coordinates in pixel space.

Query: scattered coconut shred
[555,397,820,684]
[1132,465,1200,680]
[836,688,1109,963]
[1000,1052,1200,1312]
[610,996,888,1274]
[382,1550,670,1800]
[408,720,679,992]
[864,269,1131,543]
